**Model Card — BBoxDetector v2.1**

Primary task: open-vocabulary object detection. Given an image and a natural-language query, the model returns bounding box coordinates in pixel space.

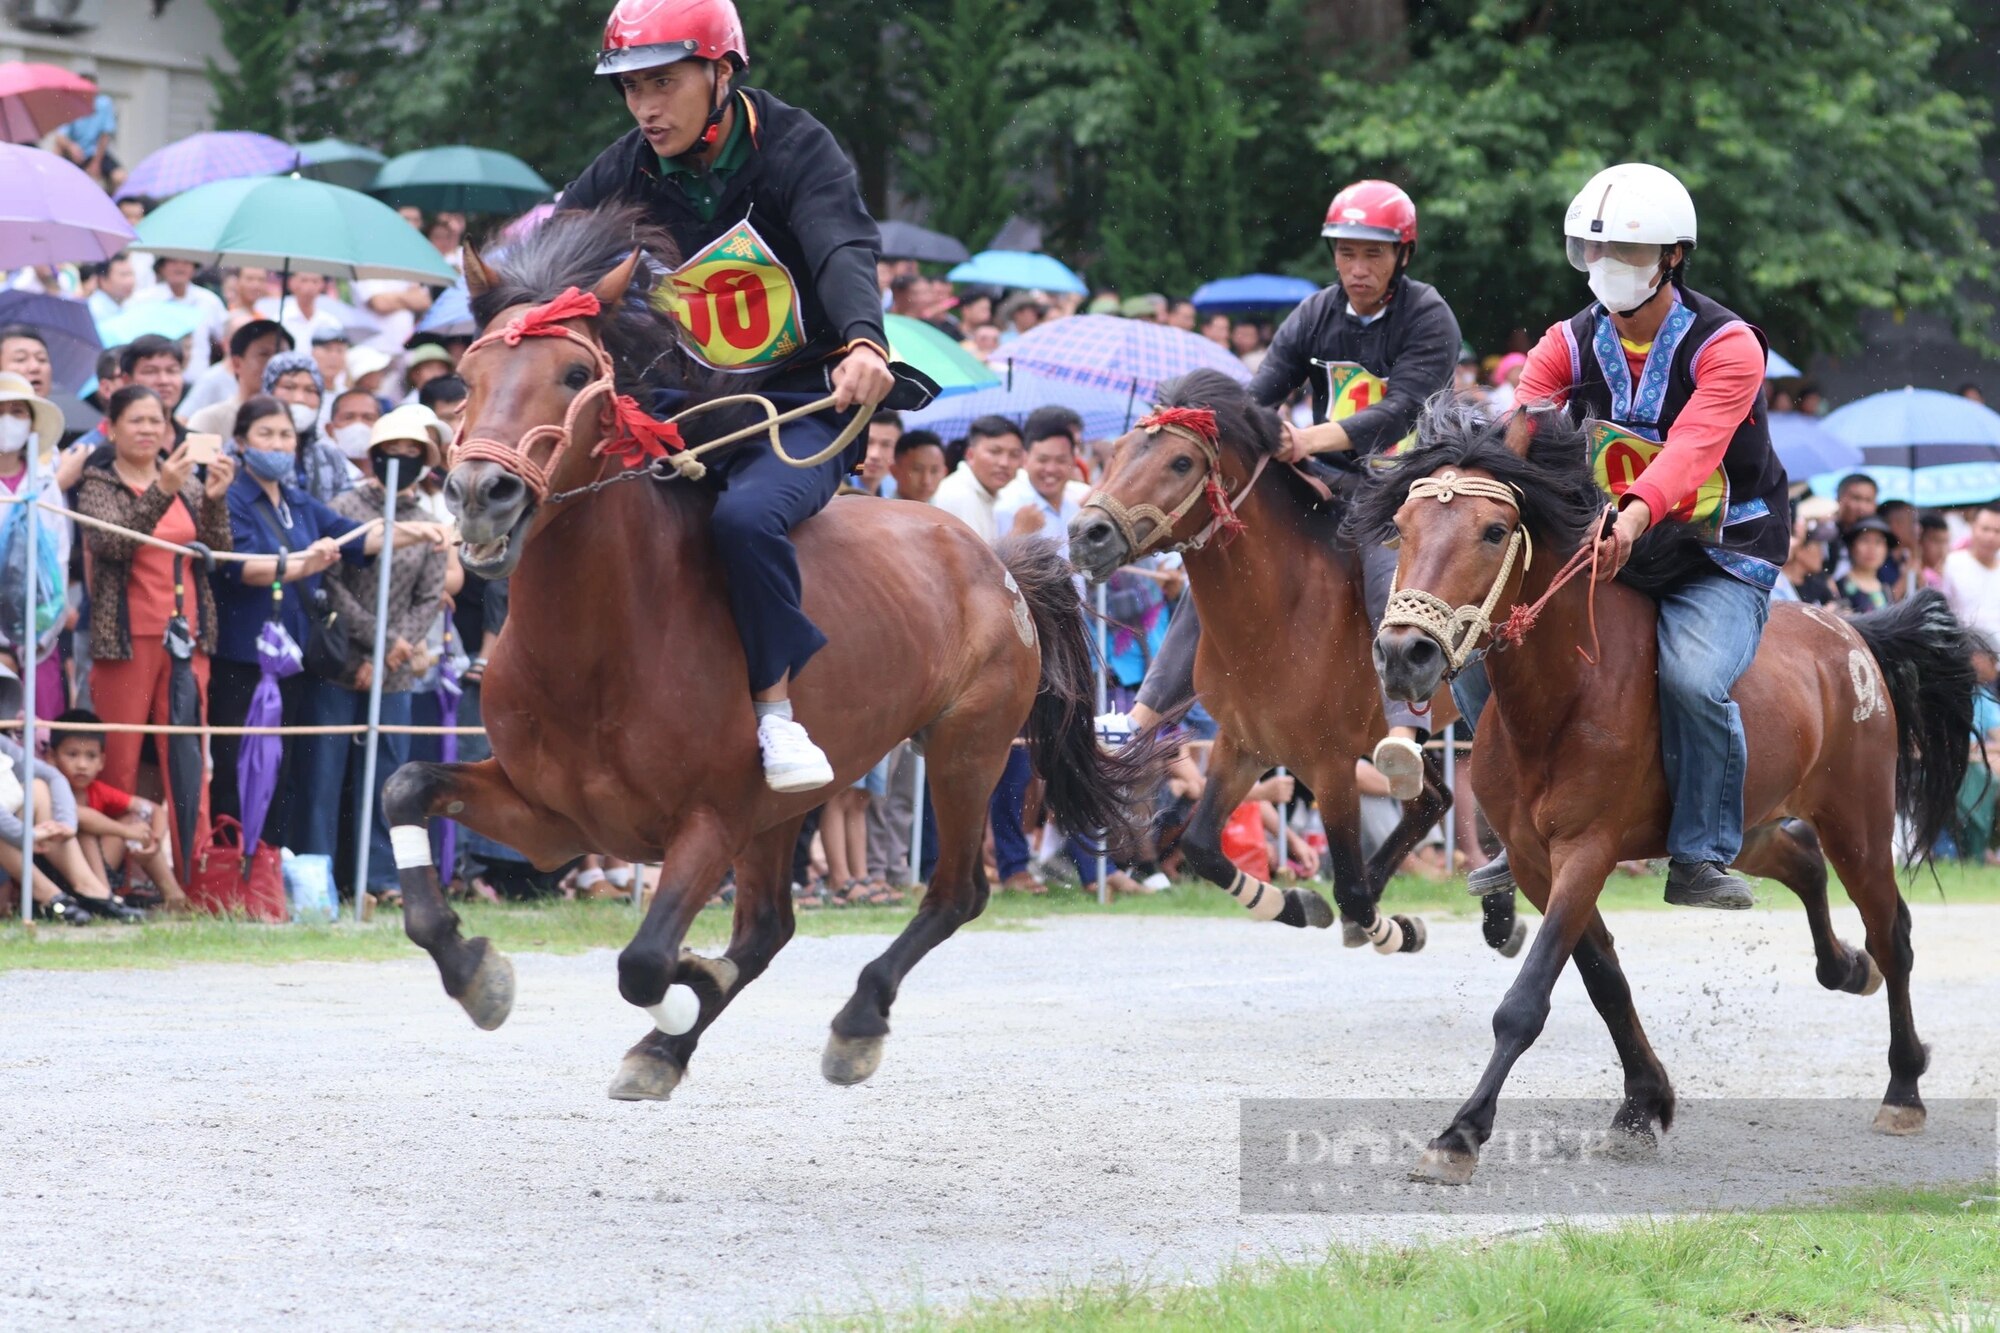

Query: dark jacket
[211,471,371,666]
[561,87,886,384]
[74,462,233,658]
[1247,274,1461,458]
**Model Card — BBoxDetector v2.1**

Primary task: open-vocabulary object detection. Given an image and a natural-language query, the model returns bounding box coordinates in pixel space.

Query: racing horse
[382,207,1163,1099]
[1357,397,1976,1183]
[1067,369,1523,956]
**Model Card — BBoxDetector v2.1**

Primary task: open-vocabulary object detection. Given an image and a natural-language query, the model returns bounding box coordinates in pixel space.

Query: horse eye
[1483,522,1508,544]
[563,364,592,390]
[1171,456,1194,475]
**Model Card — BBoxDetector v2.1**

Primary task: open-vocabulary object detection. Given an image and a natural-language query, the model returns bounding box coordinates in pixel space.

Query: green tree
[208,0,299,136]
[1313,0,1997,358]
[894,0,1029,247]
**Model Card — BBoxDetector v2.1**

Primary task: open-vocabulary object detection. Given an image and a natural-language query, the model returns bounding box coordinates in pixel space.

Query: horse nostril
[1406,637,1440,669]
[481,471,524,509]
[1082,519,1112,546]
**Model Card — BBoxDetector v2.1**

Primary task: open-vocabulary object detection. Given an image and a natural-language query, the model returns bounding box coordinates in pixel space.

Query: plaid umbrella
[0,291,99,391]
[905,368,1137,442]
[0,63,97,145]
[0,144,135,268]
[117,131,298,202]
[238,616,303,853]
[1000,314,1250,403]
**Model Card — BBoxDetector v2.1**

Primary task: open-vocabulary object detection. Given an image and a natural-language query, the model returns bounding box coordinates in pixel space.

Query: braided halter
[1378,470,1536,675]
[1079,407,1269,557]
[451,287,687,504]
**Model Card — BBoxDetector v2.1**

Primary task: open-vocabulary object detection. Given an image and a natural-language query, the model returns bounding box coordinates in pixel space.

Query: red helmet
[1321,180,1418,249]
[596,0,748,77]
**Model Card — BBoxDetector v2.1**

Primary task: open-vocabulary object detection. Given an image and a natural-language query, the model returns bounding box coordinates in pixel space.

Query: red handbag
[186,816,288,923]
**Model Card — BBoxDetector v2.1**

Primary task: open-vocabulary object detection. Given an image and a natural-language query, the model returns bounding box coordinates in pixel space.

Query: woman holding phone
[74,385,236,871]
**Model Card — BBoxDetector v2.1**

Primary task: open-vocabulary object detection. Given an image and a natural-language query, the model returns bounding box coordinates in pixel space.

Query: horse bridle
[1378,470,1534,675]
[1080,407,1270,557]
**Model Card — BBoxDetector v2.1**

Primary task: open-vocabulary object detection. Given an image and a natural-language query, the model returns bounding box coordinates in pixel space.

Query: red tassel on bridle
[1134,407,1247,548]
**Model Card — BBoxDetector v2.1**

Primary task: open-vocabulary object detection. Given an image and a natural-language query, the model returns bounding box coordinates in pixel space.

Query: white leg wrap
[1368,913,1404,954]
[390,825,432,870]
[646,984,701,1036]
[1226,869,1286,922]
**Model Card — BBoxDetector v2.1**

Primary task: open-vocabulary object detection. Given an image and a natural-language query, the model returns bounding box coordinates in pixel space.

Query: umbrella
[877,220,969,265]
[1806,462,2000,509]
[135,175,456,284]
[0,143,135,268]
[116,130,297,202]
[906,367,1139,442]
[947,249,1087,295]
[0,290,99,390]
[883,313,999,397]
[1190,273,1318,313]
[238,617,303,854]
[435,631,465,880]
[95,300,205,348]
[370,145,553,214]
[1768,411,1861,479]
[1823,386,2000,470]
[0,63,96,144]
[295,137,387,191]
[1765,347,1803,379]
[416,281,475,337]
[1002,313,1251,402]
[163,558,213,872]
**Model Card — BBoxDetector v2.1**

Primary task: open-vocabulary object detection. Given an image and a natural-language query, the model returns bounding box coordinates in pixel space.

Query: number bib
[652,219,806,372]
[1588,421,1730,539]
[1315,360,1416,462]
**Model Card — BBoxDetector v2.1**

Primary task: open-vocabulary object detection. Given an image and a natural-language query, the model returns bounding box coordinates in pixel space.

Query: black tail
[1849,590,1979,865]
[997,537,1172,861]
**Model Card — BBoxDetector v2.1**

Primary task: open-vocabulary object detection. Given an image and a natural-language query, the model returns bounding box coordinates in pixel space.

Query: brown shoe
[1000,870,1047,896]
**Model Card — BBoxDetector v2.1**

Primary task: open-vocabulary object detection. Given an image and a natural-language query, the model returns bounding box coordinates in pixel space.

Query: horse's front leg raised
[1411,835,1618,1183]
[381,758,590,1030]
[1179,730,1334,930]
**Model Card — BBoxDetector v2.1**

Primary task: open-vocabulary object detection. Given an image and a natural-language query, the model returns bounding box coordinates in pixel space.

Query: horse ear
[590,249,644,311]
[1502,409,1536,458]
[463,243,499,298]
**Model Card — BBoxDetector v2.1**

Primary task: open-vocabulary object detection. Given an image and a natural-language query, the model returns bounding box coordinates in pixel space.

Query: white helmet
[1564,163,1697,247]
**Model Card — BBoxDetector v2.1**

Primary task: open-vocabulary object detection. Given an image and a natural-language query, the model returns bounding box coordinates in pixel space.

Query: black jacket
[1247,274,1461,459]
[561,87,886,381]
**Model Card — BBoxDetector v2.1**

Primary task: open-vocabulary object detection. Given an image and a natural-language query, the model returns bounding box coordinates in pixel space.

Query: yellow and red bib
[652,218,805,372]
[1318,360,1416,463]
[1587,421,1729,539]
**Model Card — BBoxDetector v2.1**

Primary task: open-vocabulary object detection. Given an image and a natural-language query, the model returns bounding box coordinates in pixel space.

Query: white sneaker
[1141,871,1172,893]
[758,714,835,793]
[1371,735,1426,801]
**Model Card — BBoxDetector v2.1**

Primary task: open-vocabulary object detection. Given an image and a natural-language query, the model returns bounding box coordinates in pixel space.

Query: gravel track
[4,901,1997,1330]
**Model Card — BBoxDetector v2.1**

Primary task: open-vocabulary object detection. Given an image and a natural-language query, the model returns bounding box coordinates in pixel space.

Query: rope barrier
[43,499,450,564]
[0,719,485,736]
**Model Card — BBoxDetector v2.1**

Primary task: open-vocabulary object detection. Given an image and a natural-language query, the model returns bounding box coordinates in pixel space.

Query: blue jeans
[989,745,1033,880]
[296,678,412,889]
[1447,571,1769,865]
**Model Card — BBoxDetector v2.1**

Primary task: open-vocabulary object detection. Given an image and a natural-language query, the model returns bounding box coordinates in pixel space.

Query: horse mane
[471,205,688,396]
[1343,393,1717,593]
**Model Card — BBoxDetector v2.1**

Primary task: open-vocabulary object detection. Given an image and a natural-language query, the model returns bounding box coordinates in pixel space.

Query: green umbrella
[884,313,1000,398]
[370,145,552,215]
[295,137,387,192]
[134,175,456,284]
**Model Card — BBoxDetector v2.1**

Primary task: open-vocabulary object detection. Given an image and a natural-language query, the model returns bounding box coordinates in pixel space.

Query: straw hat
[0,372,64,465]
[370,403,447,470]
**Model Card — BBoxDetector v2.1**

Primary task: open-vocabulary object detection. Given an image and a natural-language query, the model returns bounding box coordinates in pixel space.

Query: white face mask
[0,416,31,454]
[331,421,374,460]
[288,401,317,435]
[1586,257,1663,314]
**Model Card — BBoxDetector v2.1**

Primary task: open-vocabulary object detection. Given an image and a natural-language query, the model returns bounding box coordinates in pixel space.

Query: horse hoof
[1396,915,1426,953]
[1853,951,1884,997]
[822,1032,885,1086]
[1871,1103,1926,1136]
[1295,889,1335,930]
[1409,1146,1477,1185]
[607,1050,684,1102]
[455,940,515,1031]
[1341,920,1366,949]
[1498,918,1529,959]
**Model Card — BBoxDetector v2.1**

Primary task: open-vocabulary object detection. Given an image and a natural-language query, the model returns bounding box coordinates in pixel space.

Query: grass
[833,1184,1999,1332]
[3,860,1998,973]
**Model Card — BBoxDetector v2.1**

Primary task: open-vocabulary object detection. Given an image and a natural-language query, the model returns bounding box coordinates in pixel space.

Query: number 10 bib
[652,218,806,372]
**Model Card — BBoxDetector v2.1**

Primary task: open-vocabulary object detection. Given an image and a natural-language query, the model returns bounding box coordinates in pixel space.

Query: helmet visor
[1566,237,1666,273]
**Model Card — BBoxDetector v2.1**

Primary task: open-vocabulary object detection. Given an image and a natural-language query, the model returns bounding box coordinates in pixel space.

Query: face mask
[1586,257,1663,314]
[0,416,31,454]
[371,453,420,490]
[243,447,294,483]
[331,421,374,459]
[287,402,318,436]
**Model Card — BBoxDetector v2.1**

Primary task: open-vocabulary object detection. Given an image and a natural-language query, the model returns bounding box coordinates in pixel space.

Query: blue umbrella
[906,368,1139,442]
[947,249,1087,295]
[0,290,98,390]
[95,301,204,348]
[1765,347,1803,379]
[1768,411,1861,479]
[1823,386,2000,469]
[1190,273,1318,313]
[1807,462,2000,509]
[416,282,474,337]
[1002,313,1250,402]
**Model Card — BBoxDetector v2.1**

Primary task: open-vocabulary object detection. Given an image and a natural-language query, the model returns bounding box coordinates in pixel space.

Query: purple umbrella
[238,617,303,853]
[0,290,100,391]
[1001,314,1251,404]
[435,631,464,879]
[0,143,135,268]
[117,131,297,202]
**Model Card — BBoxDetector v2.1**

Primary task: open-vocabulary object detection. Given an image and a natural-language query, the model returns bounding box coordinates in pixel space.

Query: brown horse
[1067,370,1516,955]
[1356,398,1976,1183]
[381,208,1160,1099]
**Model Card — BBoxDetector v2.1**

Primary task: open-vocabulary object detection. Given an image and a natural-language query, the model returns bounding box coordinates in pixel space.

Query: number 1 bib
[1315,360,1415,463]
[652,218,806,372]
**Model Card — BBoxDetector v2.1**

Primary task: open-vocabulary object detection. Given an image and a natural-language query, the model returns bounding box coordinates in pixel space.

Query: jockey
[561,0,893,793]
[1127,180,1463,800]
[1466,162,1790,909]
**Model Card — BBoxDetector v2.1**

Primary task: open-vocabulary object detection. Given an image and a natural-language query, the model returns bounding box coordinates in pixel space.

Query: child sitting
[49,709,187,912]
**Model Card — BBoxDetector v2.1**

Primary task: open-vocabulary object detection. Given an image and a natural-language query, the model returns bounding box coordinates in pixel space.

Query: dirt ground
[4,900,1996,1329]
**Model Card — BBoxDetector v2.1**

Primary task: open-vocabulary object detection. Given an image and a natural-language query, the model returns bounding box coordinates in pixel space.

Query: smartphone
[184,433,223,465]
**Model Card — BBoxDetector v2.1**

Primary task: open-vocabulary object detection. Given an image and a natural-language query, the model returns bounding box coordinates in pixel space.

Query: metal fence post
[1094,580,1108,905]
[17,448,37,926]
[351,458,398,921]
[908,750,925,890]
